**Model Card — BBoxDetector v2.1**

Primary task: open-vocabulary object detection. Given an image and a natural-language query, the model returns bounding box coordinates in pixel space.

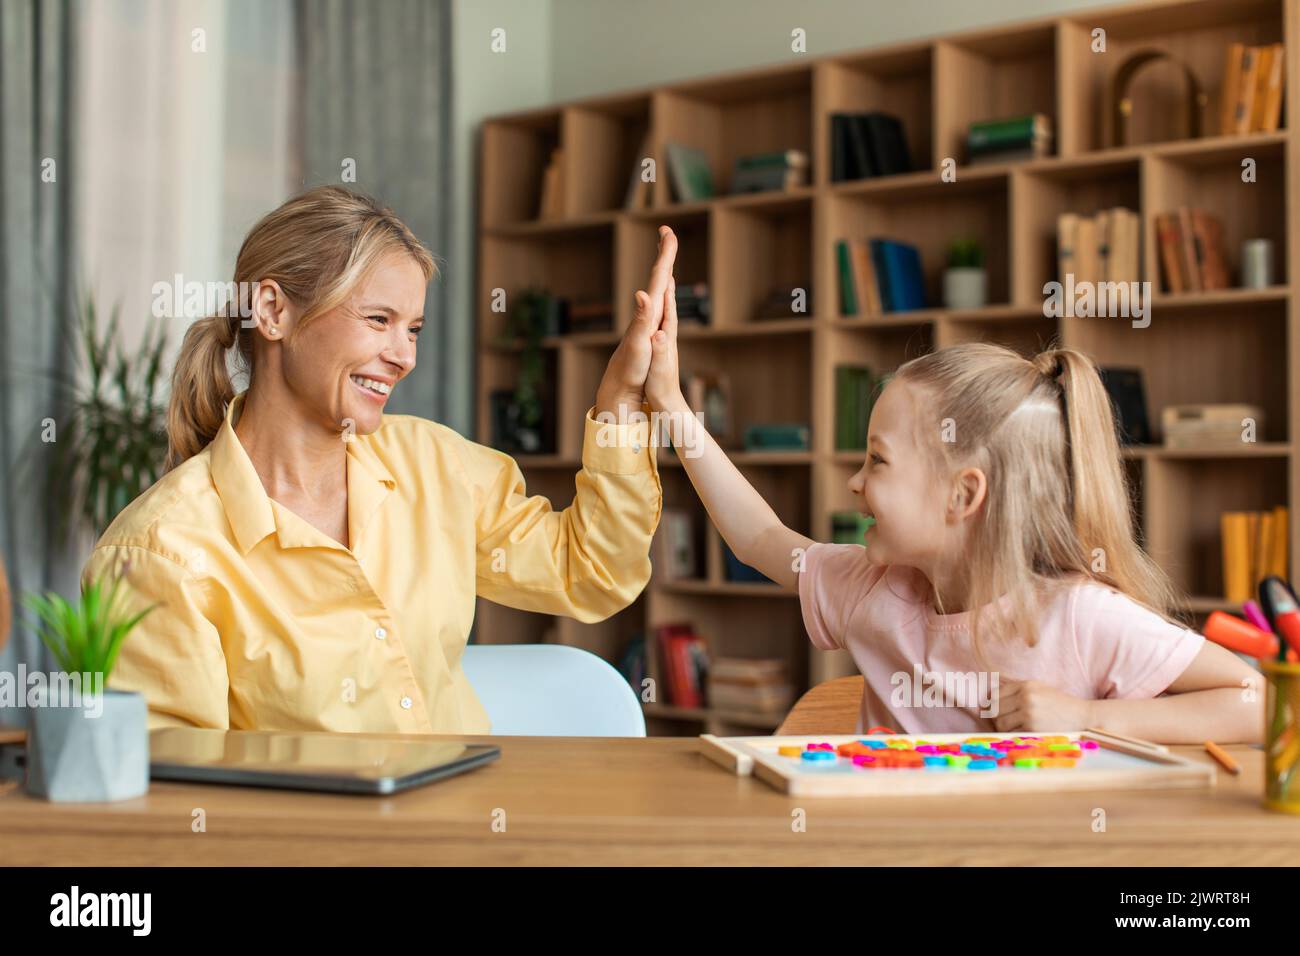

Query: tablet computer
[149,728,500,795]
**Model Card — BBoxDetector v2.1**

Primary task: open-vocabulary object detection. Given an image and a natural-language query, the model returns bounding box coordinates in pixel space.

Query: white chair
[460,644,646,737]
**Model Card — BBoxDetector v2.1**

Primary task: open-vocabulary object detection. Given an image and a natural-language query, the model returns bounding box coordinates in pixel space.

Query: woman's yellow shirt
[81,393,662,734]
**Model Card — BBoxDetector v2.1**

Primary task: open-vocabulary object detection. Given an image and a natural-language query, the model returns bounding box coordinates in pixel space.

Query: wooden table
[0,736,1295,865]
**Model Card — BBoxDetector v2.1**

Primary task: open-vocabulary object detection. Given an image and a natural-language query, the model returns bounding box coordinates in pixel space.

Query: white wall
[549,0,1106,100]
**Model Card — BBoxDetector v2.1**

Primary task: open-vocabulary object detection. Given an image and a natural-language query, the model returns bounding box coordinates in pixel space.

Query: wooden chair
[775,676,865,735]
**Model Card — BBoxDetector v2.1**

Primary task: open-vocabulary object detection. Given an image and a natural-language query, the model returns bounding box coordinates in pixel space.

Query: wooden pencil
[1204,740,1241,775]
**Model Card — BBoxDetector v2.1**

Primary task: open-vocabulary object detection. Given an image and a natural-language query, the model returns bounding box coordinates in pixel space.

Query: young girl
[642,279,1260,743]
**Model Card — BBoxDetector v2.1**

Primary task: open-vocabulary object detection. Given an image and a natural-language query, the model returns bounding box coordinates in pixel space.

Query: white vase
[25,687,149,802]
[943,267,988,310]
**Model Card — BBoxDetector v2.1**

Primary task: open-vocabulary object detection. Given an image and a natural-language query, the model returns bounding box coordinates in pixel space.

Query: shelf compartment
[562,96,652,217]
[1059,0,1283,153]
[479,111,562,227]
[1010,158,1143,303]
[653,64,813,206]
[1143,142,1287,289]
[475,348,560,457]
[816,42,933,184]
[822,177,1010,315]
[1065,295,1288,443]
[713,195,813,326]
[812,324,932,456]
[616,208,711,333]
[1144,453,1289,603]
[479,228,616,346]
[934,24,1058,168]
[935,313,1061,356]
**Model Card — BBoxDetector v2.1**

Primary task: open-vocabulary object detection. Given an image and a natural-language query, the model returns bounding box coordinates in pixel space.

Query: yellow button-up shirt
[81,392,660,734]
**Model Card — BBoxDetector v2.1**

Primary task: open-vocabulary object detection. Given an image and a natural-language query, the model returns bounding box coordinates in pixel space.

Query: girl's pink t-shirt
[797,543,1206,734]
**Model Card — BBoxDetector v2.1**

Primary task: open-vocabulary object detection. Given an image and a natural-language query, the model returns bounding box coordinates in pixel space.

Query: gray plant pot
[25,687,149,802]
[943,267,988,310]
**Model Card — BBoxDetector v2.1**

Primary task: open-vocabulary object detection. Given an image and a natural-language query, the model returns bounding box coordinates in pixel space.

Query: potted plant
[22,570,155,801]
[943,238,988,310]
[492,286,557,453]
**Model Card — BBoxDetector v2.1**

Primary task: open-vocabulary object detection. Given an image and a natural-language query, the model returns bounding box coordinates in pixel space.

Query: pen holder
[1263,661,1300,814]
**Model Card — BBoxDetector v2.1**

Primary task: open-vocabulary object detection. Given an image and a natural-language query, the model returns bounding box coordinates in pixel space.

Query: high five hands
[594,226,683,419]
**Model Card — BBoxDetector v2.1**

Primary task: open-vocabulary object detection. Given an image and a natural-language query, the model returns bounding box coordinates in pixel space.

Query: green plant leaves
[21,573,156,682]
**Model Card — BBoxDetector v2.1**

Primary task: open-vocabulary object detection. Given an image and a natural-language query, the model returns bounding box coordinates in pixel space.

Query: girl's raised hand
[645,277,684,413]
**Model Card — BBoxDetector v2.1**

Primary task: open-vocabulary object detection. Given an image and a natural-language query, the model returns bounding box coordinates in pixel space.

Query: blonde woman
[642,297,1260,743]
[83,186,677,733]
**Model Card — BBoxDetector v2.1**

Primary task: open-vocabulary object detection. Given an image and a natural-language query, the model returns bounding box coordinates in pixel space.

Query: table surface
[0,736,1295,865]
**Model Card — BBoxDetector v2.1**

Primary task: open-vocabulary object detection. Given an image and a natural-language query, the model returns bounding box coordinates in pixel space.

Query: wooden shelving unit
[475,0,1300,736]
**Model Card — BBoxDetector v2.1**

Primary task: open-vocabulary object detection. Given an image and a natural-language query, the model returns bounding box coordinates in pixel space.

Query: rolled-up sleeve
[81,544,230,730]
[465,406,662,622]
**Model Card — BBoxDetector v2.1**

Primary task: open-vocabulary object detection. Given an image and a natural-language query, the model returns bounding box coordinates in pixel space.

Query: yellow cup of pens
[1263,661,1300,814]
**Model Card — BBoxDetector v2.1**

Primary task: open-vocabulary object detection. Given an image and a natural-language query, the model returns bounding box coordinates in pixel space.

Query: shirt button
[400,696,413,710]
[375,626,387,640]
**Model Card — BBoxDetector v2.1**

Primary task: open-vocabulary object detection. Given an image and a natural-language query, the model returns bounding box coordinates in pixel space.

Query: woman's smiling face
[846,378,949,568]
[277,251,427,435]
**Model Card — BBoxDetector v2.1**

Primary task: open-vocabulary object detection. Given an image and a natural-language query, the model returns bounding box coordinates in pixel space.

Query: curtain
[296,0,460,426]
[0,0,79,721]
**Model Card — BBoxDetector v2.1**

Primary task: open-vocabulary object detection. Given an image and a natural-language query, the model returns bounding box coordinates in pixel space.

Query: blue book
[869,239,926,311]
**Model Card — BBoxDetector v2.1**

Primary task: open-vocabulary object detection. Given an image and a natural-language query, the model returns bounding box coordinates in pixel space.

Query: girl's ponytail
[164,309,238,472]
[1035,347,1183,619]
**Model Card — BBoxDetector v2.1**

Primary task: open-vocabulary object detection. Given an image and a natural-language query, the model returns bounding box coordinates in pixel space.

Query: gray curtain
[0,0,79,722]
[296,0,459,425]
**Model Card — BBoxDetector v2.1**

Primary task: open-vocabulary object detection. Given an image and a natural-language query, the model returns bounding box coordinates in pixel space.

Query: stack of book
[565,298,614,334]
[966,113,1052,164]
[537,147,565,219]
[617,633,646,692]
[830,112,913,182]
[674,281,711,323]
[1154,208,1230,293]
[730,149,809,194]
[742,423,810,452]
[1220,43,1285,136]
[835,237,926,315]
[835,365,875,451]
[831,510,874,545]
[651,509,697,580]
[1222,506,1289,604]
[753,283,814,320]
[706,658,794,715]
[1057,208,1141,285]
[655,623,709,707]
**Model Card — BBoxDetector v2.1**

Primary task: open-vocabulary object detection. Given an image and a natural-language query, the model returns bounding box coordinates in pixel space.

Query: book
[830,112,913,181]
[1057,212,1078,283]
[1098,367,1151,445]
[742,423,810,451]
[1074,216,1097,286]
[730,149,809,194]
[1248,45,1276,133]
[1176,206,1202,293]
[1221,507,1291,603]
[1259,44,1285,132]
[835,239,859,316]
[1190,209,1230,290]
[1219,43,1246,136]
[1095,209,1112,284]
[538,148,565,219]
[835,365,873,451]
[869,238,926,311]
[966,113,1052,162]
[1155,212,1185,293]
[665,143,714,202]
[831,510,874,545]
[849,238,882,315]
[1233,45,1261,135]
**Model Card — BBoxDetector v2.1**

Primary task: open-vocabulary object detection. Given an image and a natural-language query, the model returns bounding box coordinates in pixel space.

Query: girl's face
[847,378,952,568]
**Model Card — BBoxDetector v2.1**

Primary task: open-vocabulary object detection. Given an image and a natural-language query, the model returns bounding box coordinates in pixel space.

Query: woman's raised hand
[594,226,677,419]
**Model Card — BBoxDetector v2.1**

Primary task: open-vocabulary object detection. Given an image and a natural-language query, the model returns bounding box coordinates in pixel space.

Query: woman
[82,186,677,734]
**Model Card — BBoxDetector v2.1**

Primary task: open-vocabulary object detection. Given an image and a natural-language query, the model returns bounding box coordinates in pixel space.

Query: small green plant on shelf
[947,238,984,270]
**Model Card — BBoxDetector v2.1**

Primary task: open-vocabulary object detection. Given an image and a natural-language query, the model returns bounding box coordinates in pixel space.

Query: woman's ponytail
[164,309,238,472]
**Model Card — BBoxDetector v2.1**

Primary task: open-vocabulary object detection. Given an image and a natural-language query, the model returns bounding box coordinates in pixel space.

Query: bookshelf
[475,0,1300,736]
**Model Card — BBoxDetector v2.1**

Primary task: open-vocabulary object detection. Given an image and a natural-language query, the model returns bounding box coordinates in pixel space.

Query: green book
[836,240,858,316]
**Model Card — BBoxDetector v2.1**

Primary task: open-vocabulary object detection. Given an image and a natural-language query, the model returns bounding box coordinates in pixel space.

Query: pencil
[1204,740,1241,775]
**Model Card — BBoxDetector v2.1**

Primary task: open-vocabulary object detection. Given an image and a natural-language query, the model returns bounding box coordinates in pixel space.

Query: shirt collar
[209,392,396,554]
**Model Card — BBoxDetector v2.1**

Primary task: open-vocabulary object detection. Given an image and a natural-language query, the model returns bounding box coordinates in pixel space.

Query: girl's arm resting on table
[1086,642,1264,744]
[658,391,813,591]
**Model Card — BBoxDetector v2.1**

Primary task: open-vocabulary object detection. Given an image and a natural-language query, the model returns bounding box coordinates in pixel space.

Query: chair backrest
[776,675,865,735]
[461,644,646,737]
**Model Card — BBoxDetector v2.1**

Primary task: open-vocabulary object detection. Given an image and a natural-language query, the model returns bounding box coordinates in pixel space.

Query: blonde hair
[164,186,437,471]
[894,342,1187,661]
